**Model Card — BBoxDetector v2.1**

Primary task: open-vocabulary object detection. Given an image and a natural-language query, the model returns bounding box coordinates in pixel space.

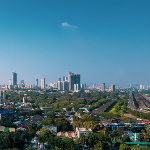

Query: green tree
[119,144,131,150]
[40,118,53,125]
[94,141,110,150]
[38,128,53,143]
[86,133,98,148]
[54,118,71,131]
[75,134,85,147]
[53,147,61,150]
[24,148,35,150]
[28,109,43,116]
[61,137,75,150]
[83,121,97,130]
[72,121,83,131]
[79,110,84,116]
[47,111,55,118]
[0,132,25,150]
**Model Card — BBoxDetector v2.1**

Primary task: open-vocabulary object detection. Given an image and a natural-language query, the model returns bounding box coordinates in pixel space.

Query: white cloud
[61,22,76,28]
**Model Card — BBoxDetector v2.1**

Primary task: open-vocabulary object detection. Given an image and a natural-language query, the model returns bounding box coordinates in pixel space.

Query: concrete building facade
[41,77,45,89]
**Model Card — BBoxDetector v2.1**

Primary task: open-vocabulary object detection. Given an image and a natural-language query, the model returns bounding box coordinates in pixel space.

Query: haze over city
[0,0,150,86]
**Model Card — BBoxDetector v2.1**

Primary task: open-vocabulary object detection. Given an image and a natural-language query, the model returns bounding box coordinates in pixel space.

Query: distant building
[8,85,12,90]
[74,84,79,92]
[40,107,52,111]
[21,80,24,84]
[140,84,143,90]
[57,131,77,139]
[30,115,43,123]
[80,84,84,89]
[68,72,80,91]
[62,76,65,81]
[130,83,132,88]
[0,91,6,100]
[93,84,95,88]
[3,91,6,100]
[76,127,93,138]
[65,76,68,81]
[143,85,146,90]
[58,81,69,91]
[9,79,12,85]
[19,106,32,113]
[25,83,28,88]
[54,83,57,88]
[58,78,61,81]
[84,90,90,93]
[41,77,45,89]
[63,81,69,91]
[58,81,63,90]
[12,72,17,86]
[42,126,57,134]
[111,85,115,92]
[5,84,8,90]
[23,97,26,103]
[36,79,38,87]
[101,83,105,91]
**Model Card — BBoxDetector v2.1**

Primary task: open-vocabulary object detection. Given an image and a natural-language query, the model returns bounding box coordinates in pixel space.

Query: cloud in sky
[61,22,76,28]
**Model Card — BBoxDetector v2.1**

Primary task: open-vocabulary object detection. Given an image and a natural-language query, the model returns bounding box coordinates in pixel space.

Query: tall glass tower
[12,72,17,86]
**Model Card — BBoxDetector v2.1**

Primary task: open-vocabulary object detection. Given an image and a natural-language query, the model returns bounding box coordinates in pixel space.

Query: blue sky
[0,0,150,87]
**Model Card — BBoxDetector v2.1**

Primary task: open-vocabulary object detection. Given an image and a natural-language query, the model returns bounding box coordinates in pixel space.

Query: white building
[74,84,79,92]
[76,127,93,138]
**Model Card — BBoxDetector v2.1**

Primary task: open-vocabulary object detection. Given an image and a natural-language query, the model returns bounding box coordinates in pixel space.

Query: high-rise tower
[111,85,115,92]
[41,77,45,89]
[36,79,38,87]
[68,72,80,91]
[101,83,105,91]
[12,72,17,86]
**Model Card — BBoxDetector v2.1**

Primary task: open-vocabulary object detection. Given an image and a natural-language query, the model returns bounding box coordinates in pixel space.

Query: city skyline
[0,1,150,86]
[1,71,150,89]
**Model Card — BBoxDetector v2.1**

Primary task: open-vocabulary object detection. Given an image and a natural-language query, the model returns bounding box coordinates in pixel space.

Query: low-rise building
[76,127,93,138]
[42,125,57,135]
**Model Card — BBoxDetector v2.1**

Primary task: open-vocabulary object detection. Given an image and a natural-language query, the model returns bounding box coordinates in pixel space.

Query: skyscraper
[68,72,80,91]
[41,77,45,89]
[62,76,65,81]
[12,72,17,86]
[68,72,72,83]
[101,83,105,91]
[111,85,115,92]
[36,79,38,87]
[65,76,68,81]
[58,81,69,91]
[80,84,84,89]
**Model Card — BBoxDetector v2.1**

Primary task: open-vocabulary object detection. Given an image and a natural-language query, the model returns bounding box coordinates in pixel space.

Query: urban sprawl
[0,72,150,150]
